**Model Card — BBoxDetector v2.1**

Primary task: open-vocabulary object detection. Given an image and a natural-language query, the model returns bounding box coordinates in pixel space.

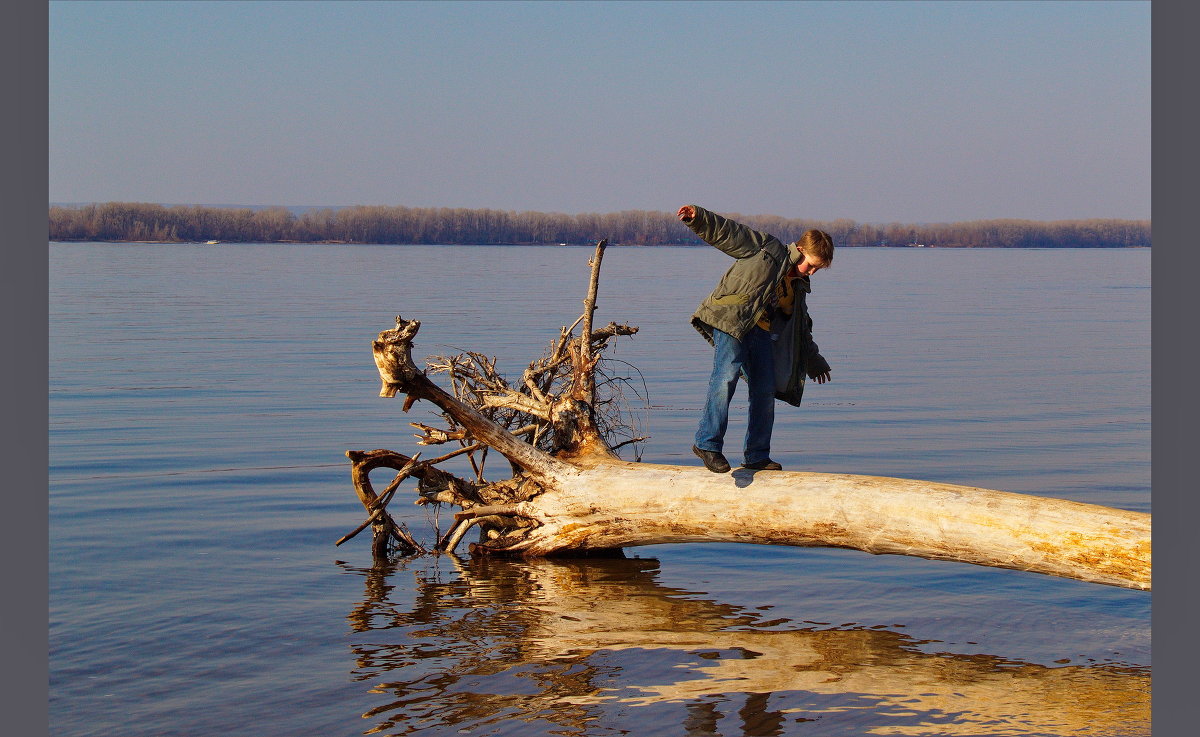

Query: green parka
[684,205,831,406]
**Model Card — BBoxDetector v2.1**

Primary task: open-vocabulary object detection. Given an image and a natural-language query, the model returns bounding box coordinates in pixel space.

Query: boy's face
[796,253,827,276]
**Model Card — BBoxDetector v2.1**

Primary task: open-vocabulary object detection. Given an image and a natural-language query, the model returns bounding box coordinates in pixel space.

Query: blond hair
[798,229,834,266]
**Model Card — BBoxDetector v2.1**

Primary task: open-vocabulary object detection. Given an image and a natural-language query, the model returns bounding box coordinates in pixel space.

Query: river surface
[49,243,1150,736]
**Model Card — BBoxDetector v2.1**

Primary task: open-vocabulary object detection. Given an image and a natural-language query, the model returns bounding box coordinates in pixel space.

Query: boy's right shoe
[742,459,783,471]
[692,445,731,473]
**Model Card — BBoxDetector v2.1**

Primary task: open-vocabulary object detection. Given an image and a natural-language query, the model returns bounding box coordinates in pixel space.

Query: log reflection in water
[337,557,1149,736]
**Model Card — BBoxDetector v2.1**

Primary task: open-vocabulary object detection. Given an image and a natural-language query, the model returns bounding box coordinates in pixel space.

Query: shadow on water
[335,556,1149,737]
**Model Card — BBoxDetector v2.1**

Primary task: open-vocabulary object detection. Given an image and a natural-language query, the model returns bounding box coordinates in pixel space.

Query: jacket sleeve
[682,205,774,259]
[801,315,832,377]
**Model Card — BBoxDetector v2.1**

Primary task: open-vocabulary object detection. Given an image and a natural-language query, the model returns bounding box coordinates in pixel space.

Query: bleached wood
[488,457,1151,590]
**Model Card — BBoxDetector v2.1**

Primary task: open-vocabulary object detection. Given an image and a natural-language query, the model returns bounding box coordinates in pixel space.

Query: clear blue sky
[49,1,1150,223]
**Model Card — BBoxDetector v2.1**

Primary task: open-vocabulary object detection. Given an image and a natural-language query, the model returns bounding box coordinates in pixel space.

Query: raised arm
[678,204,775,259]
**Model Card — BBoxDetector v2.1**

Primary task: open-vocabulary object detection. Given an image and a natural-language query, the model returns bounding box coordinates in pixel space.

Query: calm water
[49,243,1150,736]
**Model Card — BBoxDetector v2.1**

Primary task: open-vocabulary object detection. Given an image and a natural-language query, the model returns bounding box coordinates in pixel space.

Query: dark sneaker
[692,445,731,473]
[743,459,783,471]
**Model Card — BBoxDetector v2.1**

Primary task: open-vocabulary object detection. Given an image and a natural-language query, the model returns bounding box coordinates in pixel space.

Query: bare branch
[454,504,521,521]
[410,422,468,445]
[370,317,565,475]
[479,389,554,421]
[609,436,649,451]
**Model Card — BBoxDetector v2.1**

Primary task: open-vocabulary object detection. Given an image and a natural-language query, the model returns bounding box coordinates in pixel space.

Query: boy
[679,204,833,473]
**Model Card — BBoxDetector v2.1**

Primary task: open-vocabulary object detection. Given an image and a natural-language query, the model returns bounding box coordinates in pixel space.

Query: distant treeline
[48,202,1151,248]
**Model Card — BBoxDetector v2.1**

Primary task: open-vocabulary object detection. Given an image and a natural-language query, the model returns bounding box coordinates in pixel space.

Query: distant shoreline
[48,202,1151,249]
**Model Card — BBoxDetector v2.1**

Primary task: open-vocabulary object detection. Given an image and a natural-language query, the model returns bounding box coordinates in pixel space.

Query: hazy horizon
[47,199,1151,227]
[50,1,1150,223]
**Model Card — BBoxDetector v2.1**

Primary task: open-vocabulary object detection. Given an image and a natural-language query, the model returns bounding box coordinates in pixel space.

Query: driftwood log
[344,241,1150,590]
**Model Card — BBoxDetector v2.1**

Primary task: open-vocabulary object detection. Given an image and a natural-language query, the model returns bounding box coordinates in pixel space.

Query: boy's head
[796,229,834,273]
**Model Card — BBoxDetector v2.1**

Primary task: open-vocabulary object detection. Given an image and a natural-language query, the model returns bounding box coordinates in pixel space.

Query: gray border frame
[1152,0,1197,733]
[26,2,1182,735]
[4,0,49,735]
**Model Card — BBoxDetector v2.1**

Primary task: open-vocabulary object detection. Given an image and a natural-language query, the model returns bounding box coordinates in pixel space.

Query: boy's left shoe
[742,459,783,471]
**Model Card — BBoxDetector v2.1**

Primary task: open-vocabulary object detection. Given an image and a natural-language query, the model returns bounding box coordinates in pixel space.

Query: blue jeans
[695,326,775,465]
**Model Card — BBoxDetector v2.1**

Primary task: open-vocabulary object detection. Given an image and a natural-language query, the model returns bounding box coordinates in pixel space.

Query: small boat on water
[205,240,220,245]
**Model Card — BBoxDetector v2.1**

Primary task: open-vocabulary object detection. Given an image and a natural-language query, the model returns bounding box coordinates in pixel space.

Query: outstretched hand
[677,205,696,221]
[812,371,831,385]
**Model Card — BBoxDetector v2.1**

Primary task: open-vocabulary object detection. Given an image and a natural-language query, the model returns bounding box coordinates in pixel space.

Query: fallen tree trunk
[344,240,1151,590]
[474,456,1149,589]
